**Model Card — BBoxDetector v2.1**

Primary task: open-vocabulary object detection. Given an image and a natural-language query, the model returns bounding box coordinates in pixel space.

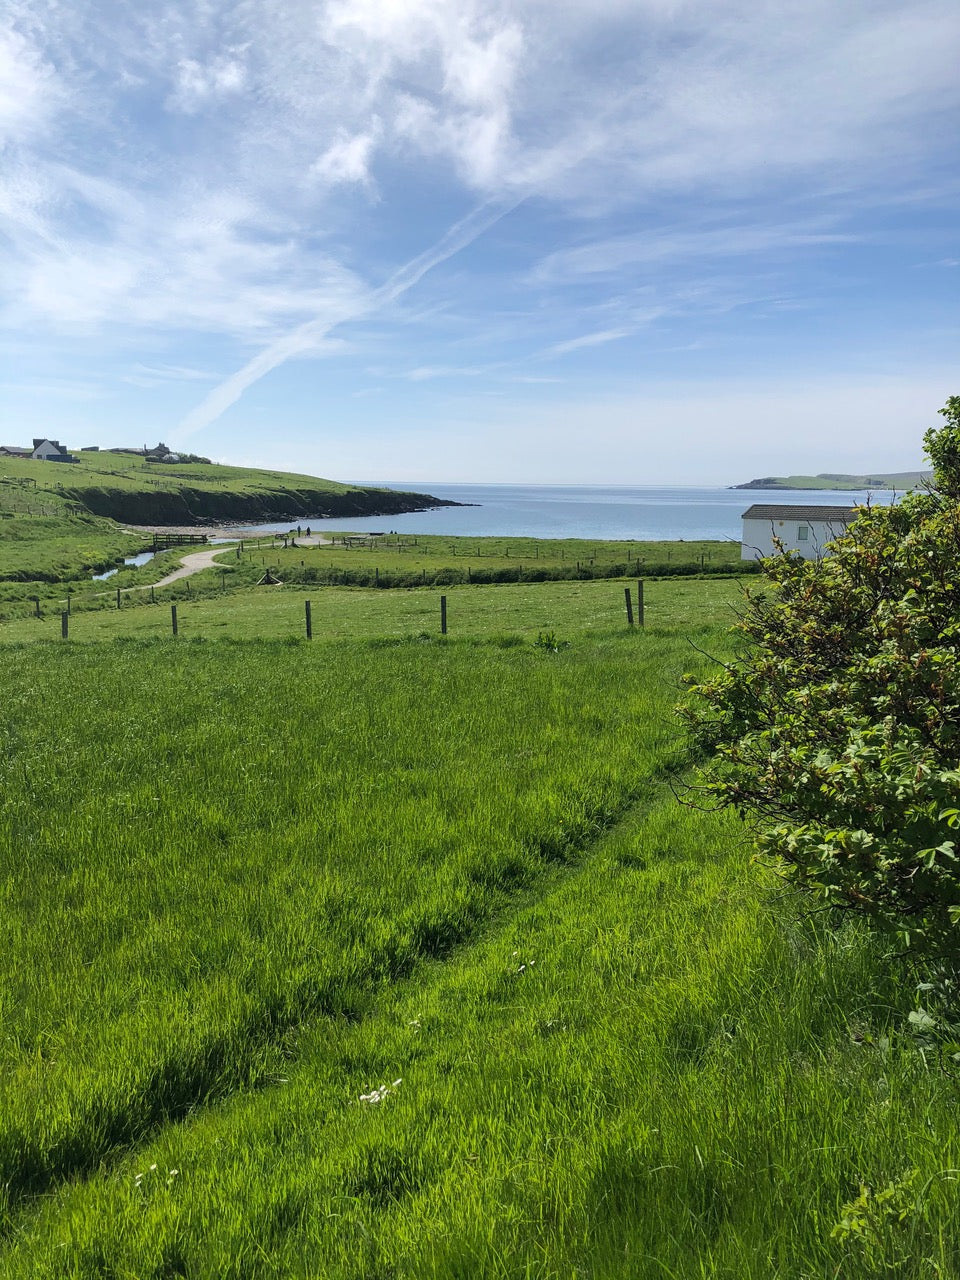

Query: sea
[233,482,899,543]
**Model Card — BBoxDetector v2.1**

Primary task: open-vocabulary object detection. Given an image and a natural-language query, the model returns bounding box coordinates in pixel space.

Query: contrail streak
[173,199,518,442]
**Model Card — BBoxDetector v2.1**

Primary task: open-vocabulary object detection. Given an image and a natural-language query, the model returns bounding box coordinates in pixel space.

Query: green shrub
[682,398,960,970]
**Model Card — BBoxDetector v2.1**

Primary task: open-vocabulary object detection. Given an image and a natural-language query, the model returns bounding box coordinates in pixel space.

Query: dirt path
[94,534,333,597]
[148,547,225,588]
[128,534,331,592]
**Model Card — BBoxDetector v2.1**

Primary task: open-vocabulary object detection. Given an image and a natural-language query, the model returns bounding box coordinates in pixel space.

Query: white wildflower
[358,1078,402,1105]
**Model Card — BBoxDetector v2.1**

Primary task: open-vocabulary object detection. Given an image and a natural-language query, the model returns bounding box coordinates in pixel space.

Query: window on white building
[797,525,810,541]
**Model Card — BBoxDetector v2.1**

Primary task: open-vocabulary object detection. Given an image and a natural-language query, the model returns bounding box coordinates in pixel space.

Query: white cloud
[444,22,522,109]
[533,222,858,284]
[1,0,958,440]
[544,329,632,358]
[168,52,247,113]
[0,24,60,145]
[173,198,516,439]
[311,128,379,187]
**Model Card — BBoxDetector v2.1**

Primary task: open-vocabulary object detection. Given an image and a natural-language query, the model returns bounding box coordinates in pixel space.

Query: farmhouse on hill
[31,438,77,463]
[741,503,857,561]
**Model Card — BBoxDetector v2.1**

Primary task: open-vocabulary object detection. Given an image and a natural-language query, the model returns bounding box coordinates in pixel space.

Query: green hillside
[0,450,452,525]
[734,469,930,490]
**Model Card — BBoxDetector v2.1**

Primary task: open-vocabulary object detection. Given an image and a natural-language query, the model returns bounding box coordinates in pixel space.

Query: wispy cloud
[542,328,633,359]
[0,24,60,144]
[167,50,248,114]
[173,199,519,439]
[532,222,859,285]
[1,1,958,459]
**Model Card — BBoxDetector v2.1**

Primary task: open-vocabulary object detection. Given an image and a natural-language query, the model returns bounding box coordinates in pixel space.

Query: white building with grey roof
[740,504,857,561]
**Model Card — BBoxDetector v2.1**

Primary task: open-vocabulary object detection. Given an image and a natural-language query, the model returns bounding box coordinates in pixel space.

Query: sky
[1,0,958,485]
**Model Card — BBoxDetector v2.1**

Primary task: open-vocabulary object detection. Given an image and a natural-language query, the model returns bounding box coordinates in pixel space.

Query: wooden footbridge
[151,532,209,550]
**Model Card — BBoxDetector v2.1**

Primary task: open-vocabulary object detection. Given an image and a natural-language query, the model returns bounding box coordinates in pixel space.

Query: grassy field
[0,526,749,626]
[0,574,745,643]
[0,626,957,1276]
[0,450,358,497]
[0,513,148,584]
[0,632,703,1214]
[277,531,743,568]
[234,532,746,590]
[1,525,957,1276]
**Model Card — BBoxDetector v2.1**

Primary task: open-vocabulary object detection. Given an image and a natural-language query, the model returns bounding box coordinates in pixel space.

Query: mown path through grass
[0,630,707,1226]
[4,782,959,1277]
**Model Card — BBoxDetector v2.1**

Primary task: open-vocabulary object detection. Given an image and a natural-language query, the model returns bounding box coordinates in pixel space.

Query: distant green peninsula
[732,470,931,492]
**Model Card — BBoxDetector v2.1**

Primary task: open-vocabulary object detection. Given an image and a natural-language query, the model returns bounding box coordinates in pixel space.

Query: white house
[741,504,856,561]
[31,438,77,463]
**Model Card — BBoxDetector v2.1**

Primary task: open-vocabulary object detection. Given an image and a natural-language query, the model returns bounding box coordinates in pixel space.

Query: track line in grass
[0,778,696,1255]
[0,773,676,1232]
[7,792,954,1279]
[0,633,710,1225]
[0,768,675,1228]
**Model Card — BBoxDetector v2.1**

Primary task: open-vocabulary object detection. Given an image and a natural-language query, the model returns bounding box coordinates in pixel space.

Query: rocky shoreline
[66,484,460,526]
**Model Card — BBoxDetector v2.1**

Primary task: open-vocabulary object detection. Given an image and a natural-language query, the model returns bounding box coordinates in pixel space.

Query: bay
[234,482,898,543]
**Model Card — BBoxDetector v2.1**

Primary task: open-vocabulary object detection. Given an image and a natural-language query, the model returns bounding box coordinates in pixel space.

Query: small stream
[92,550,158,582]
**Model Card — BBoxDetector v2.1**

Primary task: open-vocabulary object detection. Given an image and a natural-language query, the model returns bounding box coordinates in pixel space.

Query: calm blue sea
[235,482,897,543]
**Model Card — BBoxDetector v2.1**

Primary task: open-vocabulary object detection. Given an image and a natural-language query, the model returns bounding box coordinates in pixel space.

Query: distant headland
[731,470,931,491]
[0,443,460,525]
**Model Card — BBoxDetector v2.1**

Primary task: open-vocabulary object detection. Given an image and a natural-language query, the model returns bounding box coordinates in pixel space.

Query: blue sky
[1,0,958,484]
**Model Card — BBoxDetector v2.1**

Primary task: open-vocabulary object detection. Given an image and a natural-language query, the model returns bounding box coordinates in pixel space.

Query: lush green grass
[0,513,147,583]
[234,532,748,591]
[0,630,702,1223]
[2,709,957,1276]
[2,569,957,1276]
[279,531,743,569]
[0,513,748,620]
[0,451,356,497]
[0,574,746,643]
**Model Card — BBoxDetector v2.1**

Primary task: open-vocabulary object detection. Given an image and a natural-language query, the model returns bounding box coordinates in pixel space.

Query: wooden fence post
[637,580,645,628]
[33,597,40,618]
[440,595,447,635]
[305,599,312,640]
[171,604,178,636]
[624,586,634,627]
[150,585,155,604]
[116,587,121,609]
[61,611,68,639]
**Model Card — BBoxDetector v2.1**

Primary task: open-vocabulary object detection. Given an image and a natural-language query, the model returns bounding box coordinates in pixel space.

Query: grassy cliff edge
[0,452,456,525]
